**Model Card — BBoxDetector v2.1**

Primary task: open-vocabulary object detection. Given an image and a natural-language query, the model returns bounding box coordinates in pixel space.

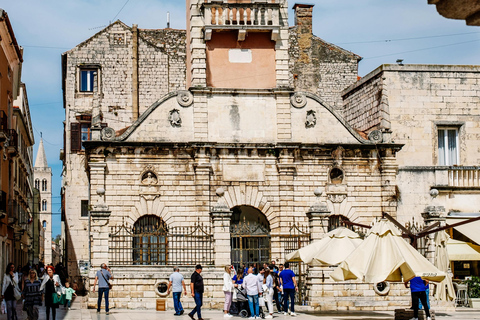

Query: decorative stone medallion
[101,127,116,141]
[176,90,194,107]
[290,92,307,108]
[305,110,317,128]
[168,109,182,127]
[368,130,383,143]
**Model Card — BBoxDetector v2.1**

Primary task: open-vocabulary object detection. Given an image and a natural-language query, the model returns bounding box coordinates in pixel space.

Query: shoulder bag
[101,270,112,289]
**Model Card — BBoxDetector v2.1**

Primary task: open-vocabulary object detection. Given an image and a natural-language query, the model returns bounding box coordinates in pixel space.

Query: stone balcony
[434,166,480,188]
[203,0,282,41]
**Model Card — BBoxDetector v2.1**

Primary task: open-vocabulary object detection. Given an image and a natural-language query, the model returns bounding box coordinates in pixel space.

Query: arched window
[42,200,47,211]
[42,220,47,229]
[133,215,167,265]
[42,179,47,191]
[35,179,40,190]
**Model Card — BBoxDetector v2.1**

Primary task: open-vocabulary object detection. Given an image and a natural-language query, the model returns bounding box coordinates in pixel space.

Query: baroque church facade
[61,0,479,311]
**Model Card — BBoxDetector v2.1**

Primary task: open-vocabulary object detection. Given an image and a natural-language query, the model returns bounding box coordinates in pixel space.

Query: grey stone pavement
[2,299,480,320]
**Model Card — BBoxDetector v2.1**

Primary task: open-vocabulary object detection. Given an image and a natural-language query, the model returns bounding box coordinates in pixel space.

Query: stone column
[421,189,446,264]
[210,188,233,267]
[306,188,330,241]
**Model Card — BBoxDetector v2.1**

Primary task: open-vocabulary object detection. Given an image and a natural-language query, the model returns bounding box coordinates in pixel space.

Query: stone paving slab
[2,299,480,320]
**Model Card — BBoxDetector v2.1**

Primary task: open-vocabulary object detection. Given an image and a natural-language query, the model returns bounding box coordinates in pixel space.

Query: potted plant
[465,276,480,308]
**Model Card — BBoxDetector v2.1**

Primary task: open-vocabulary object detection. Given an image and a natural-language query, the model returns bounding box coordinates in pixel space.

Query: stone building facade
[59,1,449,312]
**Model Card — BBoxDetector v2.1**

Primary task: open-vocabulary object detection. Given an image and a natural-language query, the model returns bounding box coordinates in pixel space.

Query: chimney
[293,3,314,35]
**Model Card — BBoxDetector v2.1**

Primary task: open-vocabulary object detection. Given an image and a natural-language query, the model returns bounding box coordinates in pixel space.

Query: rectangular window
[80,69,96,92]
[81,123,91,143]
[438,128,459,166]
[81,200,89,217]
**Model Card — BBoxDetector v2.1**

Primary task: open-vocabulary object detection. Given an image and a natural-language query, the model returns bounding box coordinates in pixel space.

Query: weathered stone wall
[289,29,360,109]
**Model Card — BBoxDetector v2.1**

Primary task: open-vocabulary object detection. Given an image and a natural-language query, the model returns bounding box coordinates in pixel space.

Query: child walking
[64,282,77,310]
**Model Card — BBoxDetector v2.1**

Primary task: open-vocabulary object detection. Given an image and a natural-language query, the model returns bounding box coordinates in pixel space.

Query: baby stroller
[230,287,265,318]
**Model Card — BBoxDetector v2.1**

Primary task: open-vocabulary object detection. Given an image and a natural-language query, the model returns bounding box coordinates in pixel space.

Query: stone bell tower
[186,0,290,89]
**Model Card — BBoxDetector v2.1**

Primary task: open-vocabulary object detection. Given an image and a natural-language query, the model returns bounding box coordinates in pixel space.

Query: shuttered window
[71,123,81,152]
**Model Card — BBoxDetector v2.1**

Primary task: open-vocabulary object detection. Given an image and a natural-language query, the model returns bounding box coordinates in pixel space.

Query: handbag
[232,289,237,302]
[13,283,22,301]
[1,300,6,314]
[101,270,112,289]
[52,293,66,305]
[259,296,265,307]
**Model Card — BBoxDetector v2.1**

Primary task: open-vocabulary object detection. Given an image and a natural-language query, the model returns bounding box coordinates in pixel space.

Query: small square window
[80,69,96,92]
[81,200,89,217]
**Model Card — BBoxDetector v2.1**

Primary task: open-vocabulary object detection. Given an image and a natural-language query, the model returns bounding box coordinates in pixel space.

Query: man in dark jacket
[188,265,204,320]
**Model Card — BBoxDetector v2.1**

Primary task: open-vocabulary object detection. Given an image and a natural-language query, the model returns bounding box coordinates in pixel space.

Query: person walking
[263,267,274,319]
[405,277,431,320]
[63,281,77,310]
[279,262,297,316]
[40,265,63,320]
[242,267,262,319]
[23,269,42,320]
[188,264,204,320]
[270,266,282,313]
[223,265,234,318]
[1,262,19,320]
[168,267,187,316]
[92,263,113,315]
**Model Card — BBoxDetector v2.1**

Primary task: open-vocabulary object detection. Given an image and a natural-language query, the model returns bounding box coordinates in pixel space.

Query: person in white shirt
[222,265,234,318]
[263,268,274,319]
[242,267,262,319]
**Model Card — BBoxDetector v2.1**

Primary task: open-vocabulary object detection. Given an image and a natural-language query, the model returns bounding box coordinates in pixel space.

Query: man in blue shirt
[405,277,431,320]
[279,262,297,316]
[92,263,113,315]
[168,267,187,316]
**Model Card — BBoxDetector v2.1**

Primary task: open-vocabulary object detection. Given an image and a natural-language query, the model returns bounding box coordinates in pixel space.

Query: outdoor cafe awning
[447,238,480,261]
[446,215,480,246]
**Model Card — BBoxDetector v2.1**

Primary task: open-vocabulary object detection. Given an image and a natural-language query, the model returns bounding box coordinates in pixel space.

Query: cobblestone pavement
[2,299,480,320]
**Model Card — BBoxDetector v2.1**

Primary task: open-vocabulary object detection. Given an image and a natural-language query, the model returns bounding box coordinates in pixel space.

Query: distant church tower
[34,139,52,264]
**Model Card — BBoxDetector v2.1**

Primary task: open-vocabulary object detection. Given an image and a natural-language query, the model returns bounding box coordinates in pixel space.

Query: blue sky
[3,0,480,237]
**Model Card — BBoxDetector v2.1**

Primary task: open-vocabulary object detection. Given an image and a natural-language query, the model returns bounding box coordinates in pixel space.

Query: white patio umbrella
[286,227,362,266]
[433,231,455,301]
[447,238,480,261]
[330,219,446,283]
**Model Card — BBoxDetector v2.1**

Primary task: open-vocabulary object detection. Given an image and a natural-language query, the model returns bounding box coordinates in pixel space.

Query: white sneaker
[290,312,296,316]
[228,315,233,318]
[427,318,431,320]
[408,318,418,320]
[265,315,273,319]
[249,317,255,319]
[224,314,230,318]
[284,312,288,316]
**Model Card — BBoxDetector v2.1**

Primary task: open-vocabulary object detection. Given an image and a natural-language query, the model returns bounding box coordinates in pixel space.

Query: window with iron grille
[133,215,168,265]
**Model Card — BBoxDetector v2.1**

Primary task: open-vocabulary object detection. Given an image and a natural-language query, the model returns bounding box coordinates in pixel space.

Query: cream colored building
[61,0,476,312]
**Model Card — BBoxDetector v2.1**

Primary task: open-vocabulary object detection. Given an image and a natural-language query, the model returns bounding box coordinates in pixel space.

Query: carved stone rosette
[176,90,194,107]
[290,92,307,108]
[101,127,116,141]
[368,130,383,143]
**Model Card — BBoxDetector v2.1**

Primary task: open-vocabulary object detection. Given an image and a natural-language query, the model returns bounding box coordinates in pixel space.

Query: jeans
[247,294,259,317]
[412,291,430,318]
[283,288,295,313]
[189,292,203,318]
[5,300,17,320]
[224,291,233,312]
[65,299,72,308]
[97,287,110,312]
[173,292,183,314]
[274,288,282,311]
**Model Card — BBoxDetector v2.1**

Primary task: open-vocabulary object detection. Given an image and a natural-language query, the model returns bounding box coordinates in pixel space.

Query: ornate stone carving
[101,127,116,141]
[327,194,347,203]
[368,130,383,143]
[141,171,158,186]
[176,90,194,107]
[290,92,307,108]
[332,146,344,166]
[305,110,317,128]
[168,109,182,127]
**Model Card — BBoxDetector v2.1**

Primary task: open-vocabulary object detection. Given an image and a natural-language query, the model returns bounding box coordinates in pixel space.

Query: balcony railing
[6,129,18,155]
[203,1,281,40]
[448,167,480,187]
[0,110,7,143]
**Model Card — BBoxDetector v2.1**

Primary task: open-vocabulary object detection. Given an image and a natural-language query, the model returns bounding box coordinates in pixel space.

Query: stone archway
[230,205,270,270]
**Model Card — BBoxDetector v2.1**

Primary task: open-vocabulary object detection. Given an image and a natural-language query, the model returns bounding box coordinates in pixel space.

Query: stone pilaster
[194,147,211,220]
[422,189,446,264]
[210,188,233,266]
[306,188,330,241]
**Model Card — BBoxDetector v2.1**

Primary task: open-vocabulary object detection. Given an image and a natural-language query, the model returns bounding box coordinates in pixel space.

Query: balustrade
[448,167,480,187]
[204,2,280,28]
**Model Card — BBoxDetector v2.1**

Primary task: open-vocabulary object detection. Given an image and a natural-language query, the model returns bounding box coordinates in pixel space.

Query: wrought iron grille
[280,222,310,306]
[109,217,214,266]
[230,218,270,270]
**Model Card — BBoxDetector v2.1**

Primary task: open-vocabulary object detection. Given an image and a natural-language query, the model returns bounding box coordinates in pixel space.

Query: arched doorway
[230,206,270,270]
